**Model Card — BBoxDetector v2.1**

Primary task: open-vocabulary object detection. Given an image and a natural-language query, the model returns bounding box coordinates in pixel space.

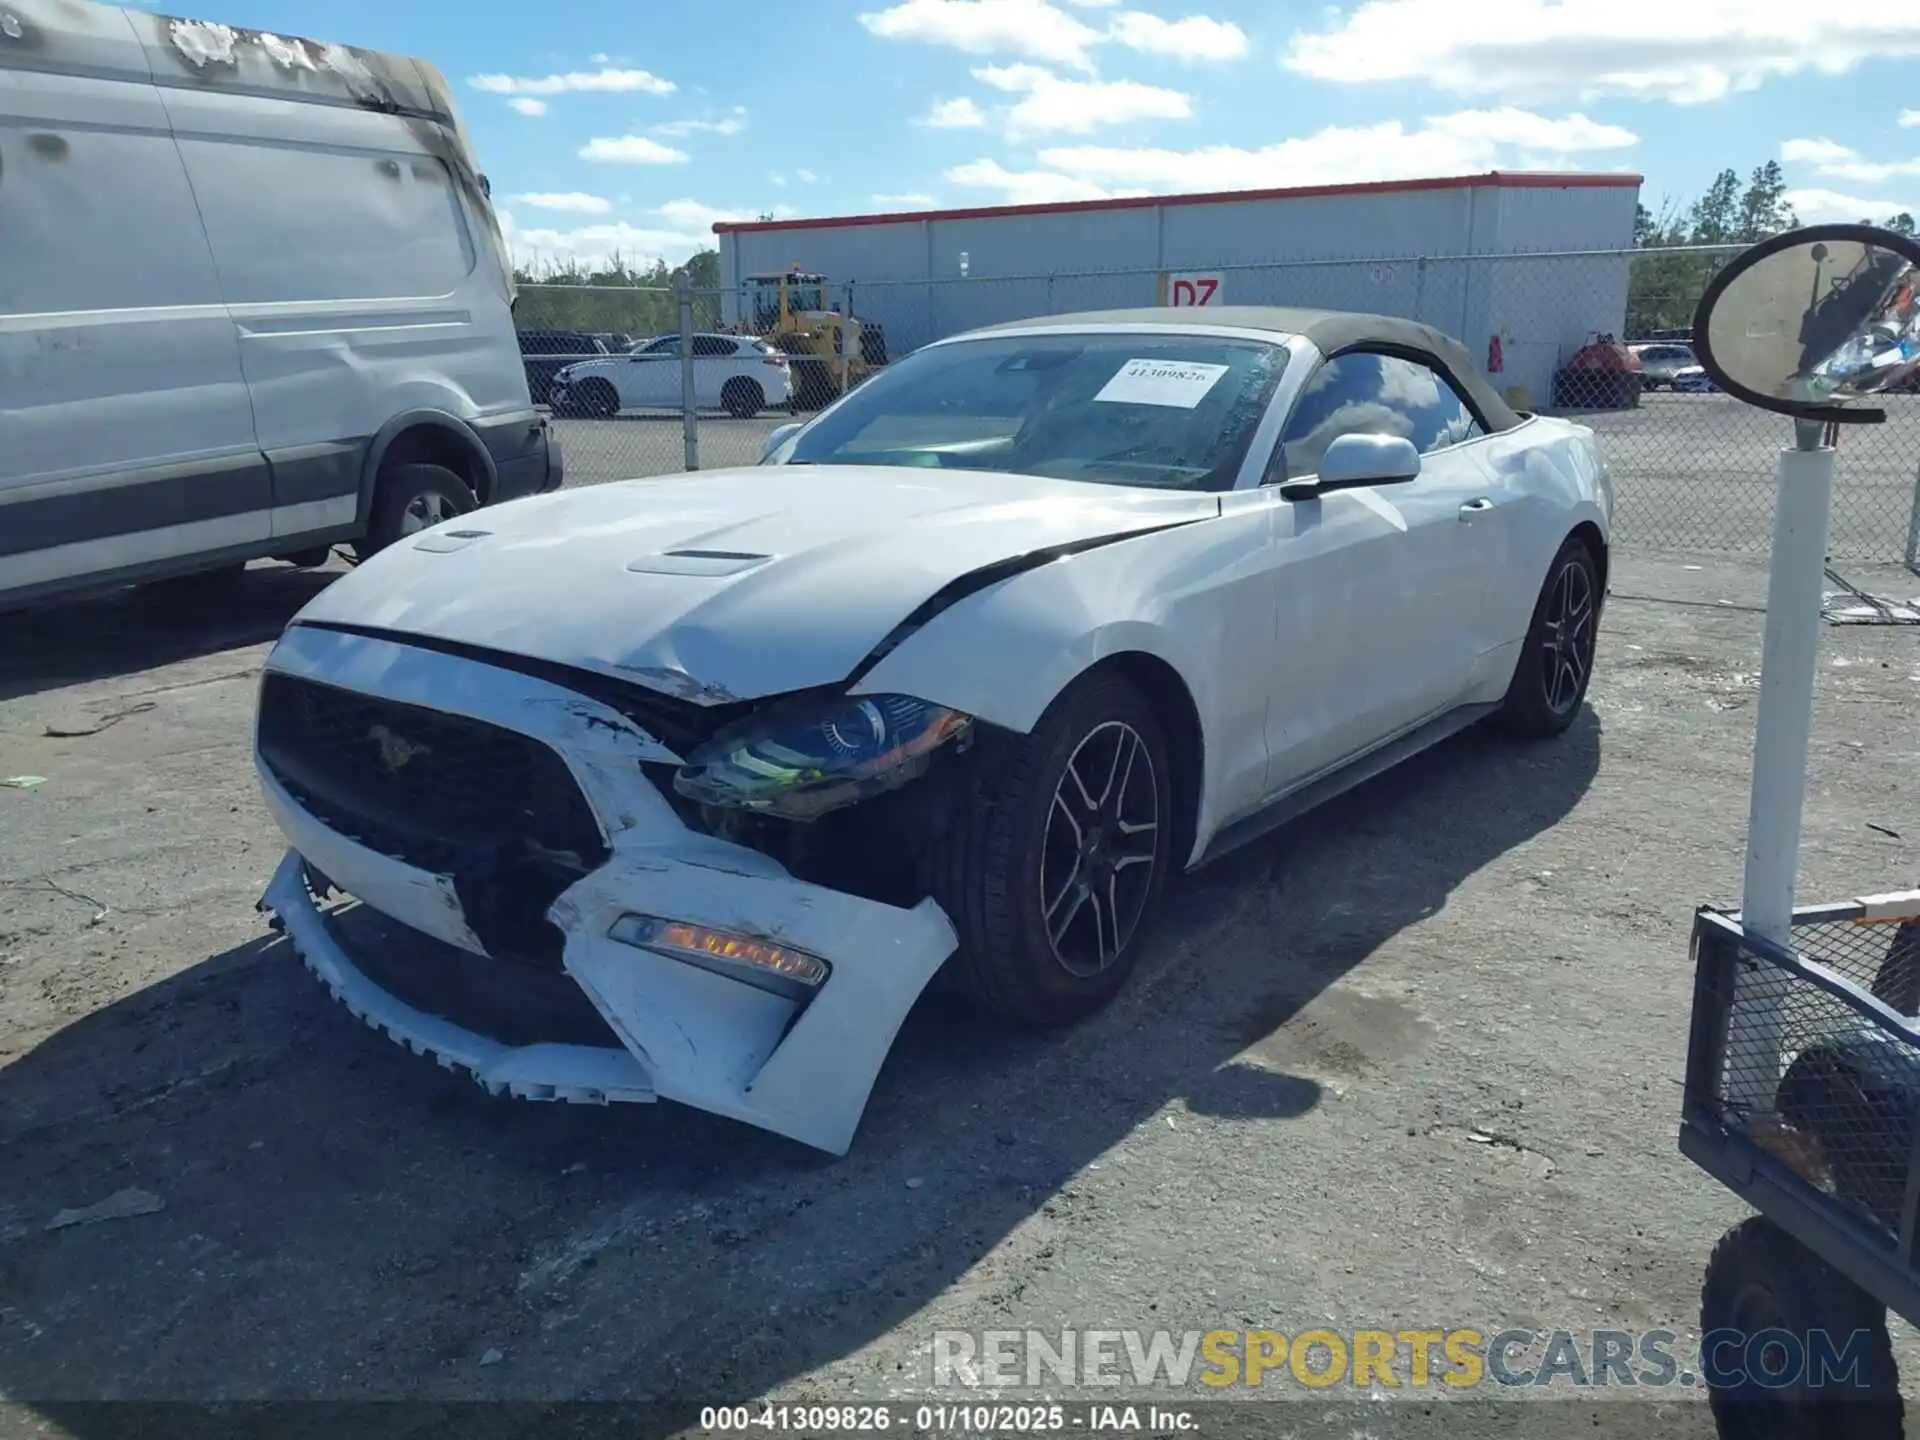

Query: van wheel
[353,463,476,563]
[721,377,764,419]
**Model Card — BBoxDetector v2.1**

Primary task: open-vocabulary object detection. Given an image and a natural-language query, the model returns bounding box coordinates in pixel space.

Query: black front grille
[258,673,611,968]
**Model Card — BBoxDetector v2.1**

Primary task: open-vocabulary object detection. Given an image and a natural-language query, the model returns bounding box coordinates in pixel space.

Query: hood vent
[626,549,773,577]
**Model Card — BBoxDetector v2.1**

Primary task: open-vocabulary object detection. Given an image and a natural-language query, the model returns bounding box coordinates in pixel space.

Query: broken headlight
[673,693,973,822]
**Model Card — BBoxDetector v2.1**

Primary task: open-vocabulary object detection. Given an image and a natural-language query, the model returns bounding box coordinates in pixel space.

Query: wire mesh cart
[1681,894,1920,1436]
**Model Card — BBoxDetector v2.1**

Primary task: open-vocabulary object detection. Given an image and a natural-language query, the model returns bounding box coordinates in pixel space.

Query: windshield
[782,331,1289,491]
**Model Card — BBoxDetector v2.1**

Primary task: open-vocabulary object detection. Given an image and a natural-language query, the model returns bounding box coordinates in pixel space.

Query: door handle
[1458,497,1494,518]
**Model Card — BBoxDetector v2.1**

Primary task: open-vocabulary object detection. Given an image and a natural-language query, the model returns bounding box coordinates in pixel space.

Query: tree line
[510,251,724,338]
[1626,160,1915,337]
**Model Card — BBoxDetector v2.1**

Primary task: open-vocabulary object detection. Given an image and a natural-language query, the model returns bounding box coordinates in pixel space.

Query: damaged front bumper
[253,623,959,1156]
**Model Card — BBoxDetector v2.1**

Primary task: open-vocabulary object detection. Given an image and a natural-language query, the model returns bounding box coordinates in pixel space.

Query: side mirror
[1278,433,1420,500]
[760,421,803,464]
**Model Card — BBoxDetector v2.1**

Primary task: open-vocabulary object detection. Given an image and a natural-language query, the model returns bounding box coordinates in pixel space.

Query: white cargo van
[0,0,561,612]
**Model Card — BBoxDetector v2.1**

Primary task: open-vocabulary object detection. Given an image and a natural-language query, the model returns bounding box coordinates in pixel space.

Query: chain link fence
[520,246,1920,569]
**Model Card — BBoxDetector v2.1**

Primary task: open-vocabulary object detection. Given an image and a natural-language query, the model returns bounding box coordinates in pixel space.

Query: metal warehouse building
[714,170,1642,407]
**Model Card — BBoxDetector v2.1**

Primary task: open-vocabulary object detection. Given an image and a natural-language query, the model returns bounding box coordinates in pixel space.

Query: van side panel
[158,85,529,523]
[0,64,271,592]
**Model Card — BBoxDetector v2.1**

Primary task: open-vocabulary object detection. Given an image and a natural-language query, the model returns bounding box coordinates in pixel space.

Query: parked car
[588,331,637,354]
[549,333,793,418]
[1671,365,1718,393]
[518,330,612,406]
[0,0,559,614]
[1630,342,1697,390]
[252,304,1611,1154]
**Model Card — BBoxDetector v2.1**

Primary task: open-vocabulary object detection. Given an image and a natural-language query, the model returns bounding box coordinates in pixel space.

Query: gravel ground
[552,392,1920,567]
[0,532,1916,1438]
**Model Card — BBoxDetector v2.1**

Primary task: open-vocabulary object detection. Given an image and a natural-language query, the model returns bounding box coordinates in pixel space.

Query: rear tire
[721,377,765,420]
[922,672,1173,1027]
[352,462,475,563]
[1701,1216,1902,1439]
[1496,535,1600,739]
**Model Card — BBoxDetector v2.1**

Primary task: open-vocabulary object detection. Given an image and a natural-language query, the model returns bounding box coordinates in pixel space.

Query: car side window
[639,337,680,355]
[1267,351,1485,482]
[692,335,736,358]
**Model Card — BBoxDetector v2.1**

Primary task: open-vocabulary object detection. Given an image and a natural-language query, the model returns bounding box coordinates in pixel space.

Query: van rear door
[0,10,270,601]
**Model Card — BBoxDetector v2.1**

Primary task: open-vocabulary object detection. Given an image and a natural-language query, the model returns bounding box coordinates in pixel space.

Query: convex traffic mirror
[1691,223,1920,424]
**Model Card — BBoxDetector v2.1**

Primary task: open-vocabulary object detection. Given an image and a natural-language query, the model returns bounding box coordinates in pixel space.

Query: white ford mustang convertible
[253,306,1611,1154]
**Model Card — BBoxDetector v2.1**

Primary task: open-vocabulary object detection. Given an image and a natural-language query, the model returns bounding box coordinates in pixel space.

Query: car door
[1258,349,1499,794]
[622,336,682,408]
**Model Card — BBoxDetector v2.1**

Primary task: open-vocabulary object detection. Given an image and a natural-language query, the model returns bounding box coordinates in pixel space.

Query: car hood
[291,465,1219,703]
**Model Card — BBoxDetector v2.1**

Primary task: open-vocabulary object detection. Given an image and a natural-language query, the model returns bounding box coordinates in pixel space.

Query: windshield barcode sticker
[1093,359,1230,409]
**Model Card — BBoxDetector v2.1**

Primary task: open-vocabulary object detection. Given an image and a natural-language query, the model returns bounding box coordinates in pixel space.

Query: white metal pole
[674,270,697,472]
[1904,453,1920,574]
[1727,430,1835,1111]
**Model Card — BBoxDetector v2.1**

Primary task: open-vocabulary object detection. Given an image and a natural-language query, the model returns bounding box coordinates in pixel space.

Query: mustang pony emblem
[368,724,431,773]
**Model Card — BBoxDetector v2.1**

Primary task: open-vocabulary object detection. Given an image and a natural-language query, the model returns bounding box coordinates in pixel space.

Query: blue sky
[157,0,1920,270]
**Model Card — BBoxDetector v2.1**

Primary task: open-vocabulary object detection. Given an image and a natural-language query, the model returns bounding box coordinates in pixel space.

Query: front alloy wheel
[1041,721,1160,977]
[925,672,1174,1027]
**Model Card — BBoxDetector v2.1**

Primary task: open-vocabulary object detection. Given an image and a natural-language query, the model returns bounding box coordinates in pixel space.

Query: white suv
[550,334,794,419]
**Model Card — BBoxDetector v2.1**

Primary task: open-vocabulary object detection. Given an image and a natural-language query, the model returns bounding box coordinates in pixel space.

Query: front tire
[924,672,1173,1027]
[576,378,620,419]
[1701,1216,1901,1439]
[352,462,476,563]
[1496,535,1600,738]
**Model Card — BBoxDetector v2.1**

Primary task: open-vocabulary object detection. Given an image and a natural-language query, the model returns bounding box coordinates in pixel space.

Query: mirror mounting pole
[1727,429,1835,1111]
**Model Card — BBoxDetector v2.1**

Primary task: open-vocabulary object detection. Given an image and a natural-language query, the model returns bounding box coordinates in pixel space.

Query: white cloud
[1780,137,1920,185]
[590,52,611,64]
[1061,0,1119,6]
[508,97,548,116]
[511,192,614,214]
[1033,107,1636,193]
[917,96,988,127]
[796,168,820,183]
[653,108,749,137]
[1903,110,1920,127]
[1781,137,1858,165]
[579,135,691,164]
[1108,12,1248,62]
[1282,0,1920,106]
[1784,188,1920,222]
[469,67,675,97]
[945,157,1119,203]
[769,172,788,187]
[975,62,1192,136]
[872,192,942,207]
[860,0,1103,71]
[499,211,708,272]
[656,199,798,231]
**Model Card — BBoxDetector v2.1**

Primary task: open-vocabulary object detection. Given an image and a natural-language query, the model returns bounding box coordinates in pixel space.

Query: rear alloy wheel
[721,376,765,420]
[925,672,1173,1026]
[1497,536,1600,738]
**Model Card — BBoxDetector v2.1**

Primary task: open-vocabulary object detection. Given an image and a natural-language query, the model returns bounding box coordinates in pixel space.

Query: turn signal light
[608,914,828,996]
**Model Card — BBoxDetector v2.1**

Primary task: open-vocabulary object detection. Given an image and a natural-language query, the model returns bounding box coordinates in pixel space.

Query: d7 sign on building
[713,170,1642,408]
